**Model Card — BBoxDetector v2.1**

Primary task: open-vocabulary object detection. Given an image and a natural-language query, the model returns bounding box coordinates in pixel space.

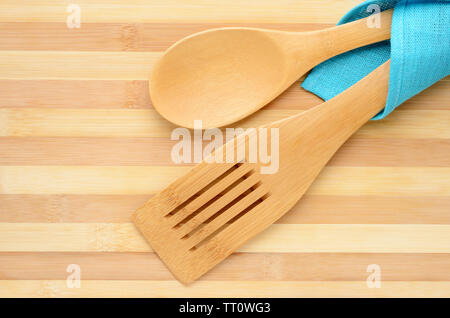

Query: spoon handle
[317,9,392,60]
[286,9,392,66]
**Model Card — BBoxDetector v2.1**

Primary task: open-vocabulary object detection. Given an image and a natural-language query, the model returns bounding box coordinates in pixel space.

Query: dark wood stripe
[0,137,448,166]
[1,194,449,224]
[0,78,446,109]
[0,80,152,108]
[281,195,450,224]
[0,22,331,52]
[0,79,322,110]
[0,252,449,281]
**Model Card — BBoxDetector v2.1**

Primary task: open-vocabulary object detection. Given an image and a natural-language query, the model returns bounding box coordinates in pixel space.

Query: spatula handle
[283,61,391,156]
[318,60,391,126]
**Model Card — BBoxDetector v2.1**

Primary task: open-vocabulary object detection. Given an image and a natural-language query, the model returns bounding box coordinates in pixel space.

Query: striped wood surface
[0,0,449,297]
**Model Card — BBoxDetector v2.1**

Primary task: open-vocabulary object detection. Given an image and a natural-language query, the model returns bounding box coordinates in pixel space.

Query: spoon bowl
[151,28,288,128]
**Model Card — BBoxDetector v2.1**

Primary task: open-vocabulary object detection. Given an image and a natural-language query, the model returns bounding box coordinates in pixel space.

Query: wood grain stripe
[360,110,450,139]
[1,252,449,281]
[1,166,448,195]
[0,22,330,52]
[0,0,360,23]
[0,51,158,80]
[1,195,449,224]
[0,80,153,108]
[0,79,447,110]
[1,280,449,297]
[0,108,176,137]
[1,109,449,138]
[309,167,450,196]
[0,166,187,195]
[0,80,323,110]
[0,137,449,167]
[0,223,449,253]
[280,195,450,225]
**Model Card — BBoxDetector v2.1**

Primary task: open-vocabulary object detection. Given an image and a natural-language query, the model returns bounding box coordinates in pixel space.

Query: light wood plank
[0,166,188,195]
[0,108,175,137]
[0,223,449,253]
[242,224,450,253]
[0,194,149,223]
[0,51,158,80]
[0,109,449,138]
[1,252,450,281]
[0,137,449,166]
[0,223,149,252]
[309,167,450,196]
[1,280,449,297]
[1,195,449,224]
[1,166,448,195]
[0,0,361,23]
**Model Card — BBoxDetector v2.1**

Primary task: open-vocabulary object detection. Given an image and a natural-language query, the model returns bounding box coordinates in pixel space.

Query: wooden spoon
[134,61,391,284]
[150,10,392,129]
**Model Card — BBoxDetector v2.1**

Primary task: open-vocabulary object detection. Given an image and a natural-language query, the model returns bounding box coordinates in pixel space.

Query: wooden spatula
[133,61,391,284]
[150,10,392,128]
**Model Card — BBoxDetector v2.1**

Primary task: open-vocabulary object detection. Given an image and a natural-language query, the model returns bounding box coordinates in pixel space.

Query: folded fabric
[302,0,450,120]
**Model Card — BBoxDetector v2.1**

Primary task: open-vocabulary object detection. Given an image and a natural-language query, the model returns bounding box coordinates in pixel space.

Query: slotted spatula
[133,61,390,284]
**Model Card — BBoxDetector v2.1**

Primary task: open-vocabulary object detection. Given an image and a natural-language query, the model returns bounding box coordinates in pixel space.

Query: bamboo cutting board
[0,0,449,298]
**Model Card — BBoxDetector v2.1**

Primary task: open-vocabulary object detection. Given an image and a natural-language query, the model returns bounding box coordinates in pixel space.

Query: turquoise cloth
[302,0,450,120]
